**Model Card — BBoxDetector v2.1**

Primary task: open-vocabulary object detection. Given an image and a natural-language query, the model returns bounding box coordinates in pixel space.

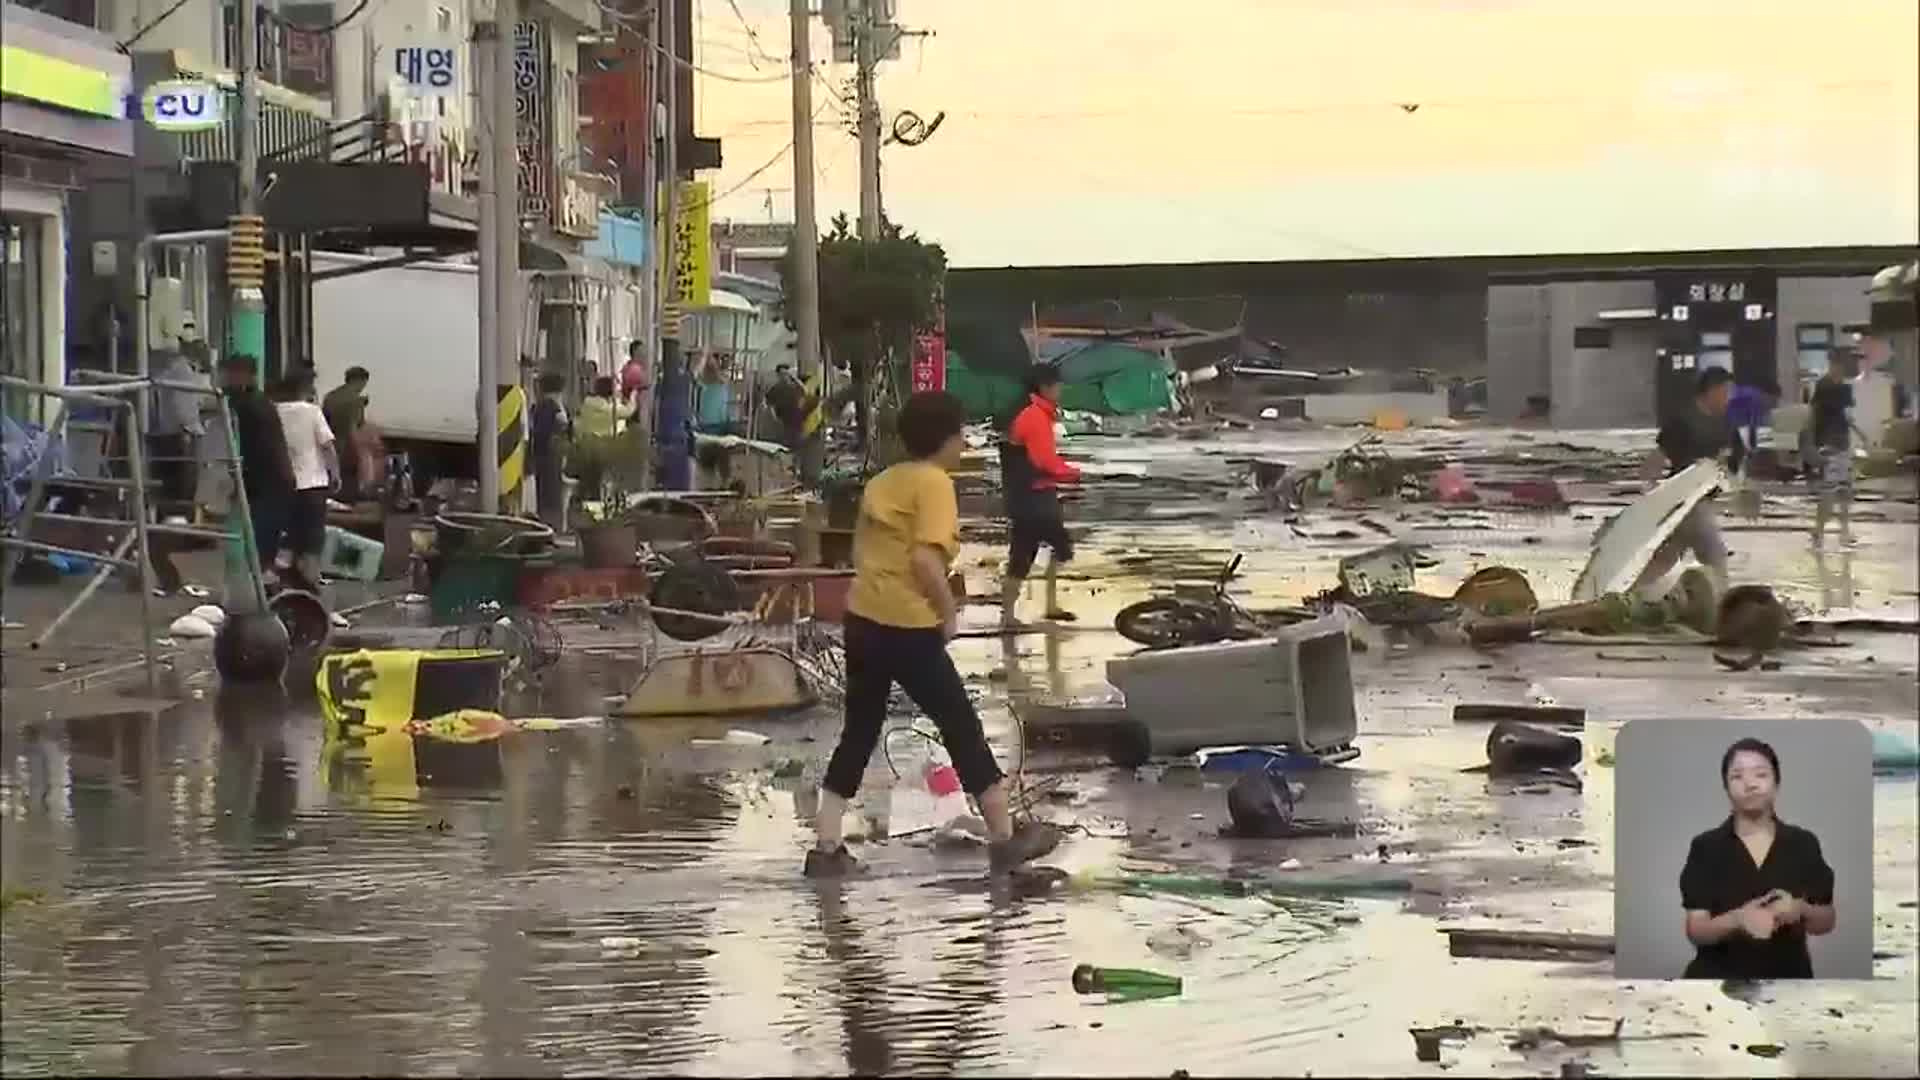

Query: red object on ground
[1431,464,1478,503]
[1506,479,1567,508]
[516,566,653,610]
[924,762,961,797]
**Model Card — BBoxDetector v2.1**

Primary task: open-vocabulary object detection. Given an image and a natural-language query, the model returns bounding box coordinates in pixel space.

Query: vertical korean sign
[513,20,551,222]
[912,301,947,392]
[672,180,712,310]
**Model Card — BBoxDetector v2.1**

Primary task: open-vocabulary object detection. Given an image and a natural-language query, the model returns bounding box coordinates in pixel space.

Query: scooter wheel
[1115,597,1216,649]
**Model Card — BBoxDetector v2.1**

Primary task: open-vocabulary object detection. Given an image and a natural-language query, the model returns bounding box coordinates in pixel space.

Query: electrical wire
[117,0,197,53]
[679,95,833,214]
[262,0,376,35]
[592,0,792,83]
[721,0,780,69]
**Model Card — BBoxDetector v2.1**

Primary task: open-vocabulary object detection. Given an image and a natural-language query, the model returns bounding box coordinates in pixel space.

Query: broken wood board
[1453,704,1586,727]
[1442,928,1614,962]
[1571,459,1725,602]
[614,647,815,717]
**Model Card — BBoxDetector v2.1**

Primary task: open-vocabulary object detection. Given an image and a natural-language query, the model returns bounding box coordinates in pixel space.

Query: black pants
[1007,488,1073,580]
[145,432,194,508]
[248,490,287,571]
[823,614,1005,800]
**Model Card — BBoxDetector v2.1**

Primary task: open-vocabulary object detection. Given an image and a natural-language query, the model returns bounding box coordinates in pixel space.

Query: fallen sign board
[1571,460,1725,602]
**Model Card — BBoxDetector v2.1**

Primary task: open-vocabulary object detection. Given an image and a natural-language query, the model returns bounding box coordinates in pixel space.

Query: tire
[1115,597,1219,648]
[651,559,741,641]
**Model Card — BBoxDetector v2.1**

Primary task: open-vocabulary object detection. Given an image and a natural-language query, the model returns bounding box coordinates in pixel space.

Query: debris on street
[1442,928,1615,963]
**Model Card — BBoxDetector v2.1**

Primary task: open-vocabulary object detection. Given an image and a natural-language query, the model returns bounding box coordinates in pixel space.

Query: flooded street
[4,427,1918,1076]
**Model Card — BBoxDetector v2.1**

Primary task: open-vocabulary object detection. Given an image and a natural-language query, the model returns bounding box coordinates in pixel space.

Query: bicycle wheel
[1115,597,1217,648]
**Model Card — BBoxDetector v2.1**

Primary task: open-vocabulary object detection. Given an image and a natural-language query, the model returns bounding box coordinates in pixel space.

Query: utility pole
[854,0,881,241]
[660,0,679,337]
[789,0,823,483]
[230,0,266,382]
[487,0,522,512]
[476,17,500,512]
[224,0,269,613]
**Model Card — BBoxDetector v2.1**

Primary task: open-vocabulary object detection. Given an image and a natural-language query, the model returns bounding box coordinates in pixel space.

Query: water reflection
[1812,544,1856,613]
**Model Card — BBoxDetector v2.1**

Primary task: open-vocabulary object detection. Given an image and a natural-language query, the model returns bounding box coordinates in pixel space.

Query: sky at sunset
[691,0,1919,268]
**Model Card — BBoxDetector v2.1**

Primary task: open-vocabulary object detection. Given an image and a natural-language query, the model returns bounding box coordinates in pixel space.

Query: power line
[941,80,1896,124]
[721,0,780,69]
[593,0,792,82]
[261,0,375,35]
[683,97,834,212]
[117,0,197,52]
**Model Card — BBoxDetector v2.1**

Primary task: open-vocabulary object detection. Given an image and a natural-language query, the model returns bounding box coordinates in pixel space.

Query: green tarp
[945,343,1173,421]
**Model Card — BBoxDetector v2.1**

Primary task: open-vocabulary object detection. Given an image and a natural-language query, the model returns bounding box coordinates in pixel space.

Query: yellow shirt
[577,395,621,439]
[845,460,960,628]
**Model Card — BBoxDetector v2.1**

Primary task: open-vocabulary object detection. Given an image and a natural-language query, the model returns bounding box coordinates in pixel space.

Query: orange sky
[694,0,1919,266]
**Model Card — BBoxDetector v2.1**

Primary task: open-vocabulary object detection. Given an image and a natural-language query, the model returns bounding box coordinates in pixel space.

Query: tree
[781,213,946,468]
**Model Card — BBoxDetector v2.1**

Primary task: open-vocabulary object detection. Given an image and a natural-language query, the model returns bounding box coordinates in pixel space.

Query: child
[1809,354,1869,547]
[806,391,1060,877]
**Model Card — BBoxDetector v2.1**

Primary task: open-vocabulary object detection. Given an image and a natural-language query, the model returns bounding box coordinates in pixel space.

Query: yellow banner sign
[671,180,711,310]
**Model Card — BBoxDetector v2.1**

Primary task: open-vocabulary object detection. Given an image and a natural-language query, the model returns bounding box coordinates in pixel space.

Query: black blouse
[1679,816,1835,979]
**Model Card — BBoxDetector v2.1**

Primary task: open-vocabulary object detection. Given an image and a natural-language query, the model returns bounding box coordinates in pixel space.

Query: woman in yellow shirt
[806,391,1061,877]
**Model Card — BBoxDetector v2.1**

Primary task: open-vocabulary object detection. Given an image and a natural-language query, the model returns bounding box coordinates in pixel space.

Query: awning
[700,289,757,315]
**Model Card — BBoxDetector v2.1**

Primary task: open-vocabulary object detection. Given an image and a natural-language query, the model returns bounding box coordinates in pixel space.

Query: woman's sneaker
[803,844,862,879]
[989,822,1062,871]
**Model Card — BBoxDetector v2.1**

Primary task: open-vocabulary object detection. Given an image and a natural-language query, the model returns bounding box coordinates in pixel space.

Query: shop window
[2,217,46,422]
[1573,325,1612,349]
[1796,322,1833,377]
[1699,330,1733,374]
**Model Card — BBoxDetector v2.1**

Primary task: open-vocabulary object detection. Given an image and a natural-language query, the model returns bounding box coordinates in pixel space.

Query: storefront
[0,2,133,420]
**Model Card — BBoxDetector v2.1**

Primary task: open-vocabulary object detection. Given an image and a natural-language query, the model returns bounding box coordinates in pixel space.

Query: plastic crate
[429,553,537,620]
[320,525,385,582]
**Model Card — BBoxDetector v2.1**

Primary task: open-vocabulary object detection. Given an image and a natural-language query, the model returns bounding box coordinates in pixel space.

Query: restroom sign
[143,79,225,132]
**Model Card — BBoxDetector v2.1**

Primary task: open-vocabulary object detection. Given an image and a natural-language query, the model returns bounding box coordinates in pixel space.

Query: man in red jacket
[1000,364,1082,626]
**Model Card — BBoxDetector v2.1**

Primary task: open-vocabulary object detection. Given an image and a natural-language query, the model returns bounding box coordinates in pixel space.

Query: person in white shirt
[271,367,339,593]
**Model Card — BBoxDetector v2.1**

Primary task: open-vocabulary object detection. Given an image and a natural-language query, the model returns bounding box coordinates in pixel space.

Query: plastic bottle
[1071,963,1183,1002]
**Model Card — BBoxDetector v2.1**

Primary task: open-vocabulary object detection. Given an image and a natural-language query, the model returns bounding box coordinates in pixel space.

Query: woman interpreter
[1678,738,1837,979]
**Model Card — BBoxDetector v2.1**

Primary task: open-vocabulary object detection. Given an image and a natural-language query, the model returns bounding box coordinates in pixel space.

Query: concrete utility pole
[230,0,266,382]
[790,0,824,482]
[854,0,881,241]
[660,0,679,336]
[476,17,500,512]
[486,0,522,512]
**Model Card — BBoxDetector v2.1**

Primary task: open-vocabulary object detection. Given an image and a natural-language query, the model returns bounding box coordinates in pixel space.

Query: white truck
[309,251,483,490]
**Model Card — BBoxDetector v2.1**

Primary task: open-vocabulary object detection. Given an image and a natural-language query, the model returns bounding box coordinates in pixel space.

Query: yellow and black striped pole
[497,383,527,510]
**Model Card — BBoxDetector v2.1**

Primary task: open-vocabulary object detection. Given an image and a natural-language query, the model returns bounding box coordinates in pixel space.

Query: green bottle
[1072,964,1183,1002]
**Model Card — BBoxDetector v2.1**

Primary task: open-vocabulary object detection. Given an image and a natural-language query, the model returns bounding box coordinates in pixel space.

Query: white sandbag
[168,614,217,639]
[190,604,227,627]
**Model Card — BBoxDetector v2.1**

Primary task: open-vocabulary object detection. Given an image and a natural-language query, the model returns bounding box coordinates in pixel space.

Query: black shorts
[1007,488,1072,579]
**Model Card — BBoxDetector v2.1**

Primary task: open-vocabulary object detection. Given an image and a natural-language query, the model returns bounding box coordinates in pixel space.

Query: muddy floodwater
[3,426,1917,1076]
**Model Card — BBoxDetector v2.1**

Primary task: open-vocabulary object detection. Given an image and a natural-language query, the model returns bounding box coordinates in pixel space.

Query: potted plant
[572,429,651,569]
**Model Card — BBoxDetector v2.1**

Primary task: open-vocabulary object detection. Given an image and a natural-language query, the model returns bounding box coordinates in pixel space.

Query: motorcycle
[1114,555,1271,649]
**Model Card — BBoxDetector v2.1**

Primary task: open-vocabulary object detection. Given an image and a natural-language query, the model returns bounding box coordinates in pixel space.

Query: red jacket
[1008,394,1081,490]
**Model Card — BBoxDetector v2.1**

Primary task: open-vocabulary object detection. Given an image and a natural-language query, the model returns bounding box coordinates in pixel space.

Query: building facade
[1,1,134,420]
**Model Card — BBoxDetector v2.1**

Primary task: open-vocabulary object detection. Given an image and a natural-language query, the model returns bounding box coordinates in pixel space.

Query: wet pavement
[3,425,1917,1076]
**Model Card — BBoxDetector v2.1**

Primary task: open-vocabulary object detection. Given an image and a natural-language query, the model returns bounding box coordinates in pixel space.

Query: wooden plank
[1452,704,1587,726]
[1442,928,1614,961]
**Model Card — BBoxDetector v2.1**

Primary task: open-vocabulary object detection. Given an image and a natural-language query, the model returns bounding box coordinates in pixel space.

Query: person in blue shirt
[1724,378,1779,478]
[654,350,694,491]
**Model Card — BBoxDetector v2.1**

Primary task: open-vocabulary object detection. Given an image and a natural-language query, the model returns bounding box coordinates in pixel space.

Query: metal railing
[0,375,268,694]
